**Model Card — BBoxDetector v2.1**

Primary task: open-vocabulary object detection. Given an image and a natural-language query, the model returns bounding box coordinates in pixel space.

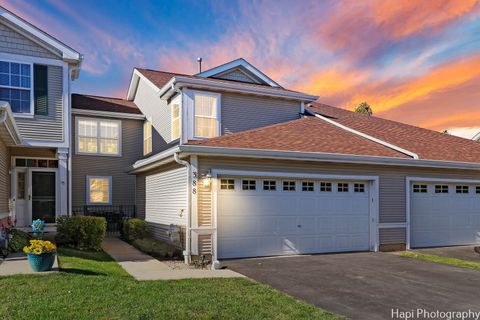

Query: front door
[30,171,56,224]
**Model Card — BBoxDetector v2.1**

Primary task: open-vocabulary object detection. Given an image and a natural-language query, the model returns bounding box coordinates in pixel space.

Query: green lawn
[0,248,341,320]
[399,251,480,271]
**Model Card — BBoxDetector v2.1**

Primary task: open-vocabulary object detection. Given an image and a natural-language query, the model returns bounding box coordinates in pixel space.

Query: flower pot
[26,252,56,272]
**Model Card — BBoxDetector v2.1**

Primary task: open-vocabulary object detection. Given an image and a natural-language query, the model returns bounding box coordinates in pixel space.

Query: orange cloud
[422,111,480,130]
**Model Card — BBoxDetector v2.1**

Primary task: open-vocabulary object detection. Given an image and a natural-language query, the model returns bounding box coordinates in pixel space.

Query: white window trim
[171,98,181,141]
[186,89,221,140]
[75,117,122,157]
[0,58,34,117]
[143,117,152,156]
[86,176,112,205]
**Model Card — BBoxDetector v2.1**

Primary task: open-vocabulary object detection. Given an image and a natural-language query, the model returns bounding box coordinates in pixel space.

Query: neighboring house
[3,7,480,266]
[0,7,81,225]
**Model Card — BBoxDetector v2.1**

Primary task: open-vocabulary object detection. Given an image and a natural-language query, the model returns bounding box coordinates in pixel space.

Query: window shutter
[34,64,48,115]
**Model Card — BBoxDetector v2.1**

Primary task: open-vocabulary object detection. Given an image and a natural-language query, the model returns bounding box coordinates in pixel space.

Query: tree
[442,130,450,135]
[354,102,373,116]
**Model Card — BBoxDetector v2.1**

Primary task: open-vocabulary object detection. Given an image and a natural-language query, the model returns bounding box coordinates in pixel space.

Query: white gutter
[130,146,180,173]
[174,152,192,264]
[72,108,146,120]
[312,113,419,159]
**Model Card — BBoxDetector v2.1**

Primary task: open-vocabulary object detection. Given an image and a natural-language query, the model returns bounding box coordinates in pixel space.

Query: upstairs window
[77,118,121,156]
[0,61,32,114]
[171,103,180,140]
[193,91,220,138]
[143,118,152,155]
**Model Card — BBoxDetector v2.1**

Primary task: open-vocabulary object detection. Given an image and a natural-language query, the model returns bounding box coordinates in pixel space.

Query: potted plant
[23,240,56,272]
[31,219,45,238]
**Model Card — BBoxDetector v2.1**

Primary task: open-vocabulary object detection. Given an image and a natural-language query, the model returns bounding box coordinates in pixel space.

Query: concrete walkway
[101,237,243,281]
[0,252,59,276]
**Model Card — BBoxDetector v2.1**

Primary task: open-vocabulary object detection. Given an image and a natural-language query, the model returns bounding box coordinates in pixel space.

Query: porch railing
[72,205,136,235]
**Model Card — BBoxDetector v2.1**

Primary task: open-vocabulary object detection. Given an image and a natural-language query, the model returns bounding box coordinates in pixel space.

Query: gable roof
[72,94,142,115]
[307,103,480,164]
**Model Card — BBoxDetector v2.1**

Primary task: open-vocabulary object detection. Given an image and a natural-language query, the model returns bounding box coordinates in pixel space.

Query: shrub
[132,238,182,259]
[56,216,106,251]
[122,219,150,243]
[8,229,32,253]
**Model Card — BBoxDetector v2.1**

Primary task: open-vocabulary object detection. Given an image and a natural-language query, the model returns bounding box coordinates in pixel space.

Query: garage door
[410,182,480,248]
[217,177,371,259]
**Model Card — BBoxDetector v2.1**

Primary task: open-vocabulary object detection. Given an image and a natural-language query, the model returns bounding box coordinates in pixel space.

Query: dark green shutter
[34,64,48,115]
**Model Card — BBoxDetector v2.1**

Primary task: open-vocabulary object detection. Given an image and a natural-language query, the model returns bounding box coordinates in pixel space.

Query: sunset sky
[2,0,480,138]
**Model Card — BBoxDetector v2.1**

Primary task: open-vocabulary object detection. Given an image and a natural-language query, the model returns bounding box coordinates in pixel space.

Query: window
[143,118,152,155]
[435,185,449,194]
[87,176,112,205]
[338,183,349,192]
[220,179,235,190]
[14,158,57,168]
[476,186,480,194]
[171,103,180,140]
[193,92,219,138]
[242,180,256,190]
[413,184,427,193]
[456,185,469,194]
[263,180,276,191]
[302,181,314,192]
[320,182,332,192]
[77,118,121,156]
[283,181,296,191]
[354,183,365,193]
[0,61,32,114]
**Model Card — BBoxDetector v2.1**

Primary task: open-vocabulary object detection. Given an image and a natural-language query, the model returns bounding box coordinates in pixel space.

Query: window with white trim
[434,185,448,194]
[337,183,349,192]
[0,61,32,114]
[242,180,256,190]
[320,182,332,192]
[263,180,276,191]
[143,118,152,155]
[456,185,469,194]
[302,181,314,192]
[171,103,180,140]
[413,184,427,193]
[193,92,219,138]
[476,186,480,194]
[283,181,296,191]
[87,176,112,205]
[77,118,121,156]
[354,183,365,193]
[220,179,235,190]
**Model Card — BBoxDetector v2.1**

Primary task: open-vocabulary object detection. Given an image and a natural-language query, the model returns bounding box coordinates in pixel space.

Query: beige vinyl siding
[144,164,187,242]
[14,65,64,141]
[221,93,301,135]
[71,115,143,207]
[0,139,10,213]
[133,79,176,154]
[0,20,61,59]
[196,157,480,246]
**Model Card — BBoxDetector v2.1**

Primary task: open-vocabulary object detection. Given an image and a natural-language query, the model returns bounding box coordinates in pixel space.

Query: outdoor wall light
[202,173,212,190]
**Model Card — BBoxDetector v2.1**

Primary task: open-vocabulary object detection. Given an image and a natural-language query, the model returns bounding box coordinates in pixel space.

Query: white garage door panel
[217,178,371,259]
[411,183,480,248]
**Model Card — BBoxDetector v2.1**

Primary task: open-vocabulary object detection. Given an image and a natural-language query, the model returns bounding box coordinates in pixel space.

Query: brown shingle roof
[72,94,142,115]
[187,117,409,158]
[308,102,480,163]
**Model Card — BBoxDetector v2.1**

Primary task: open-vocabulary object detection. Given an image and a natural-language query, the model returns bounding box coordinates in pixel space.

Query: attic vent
[197,57,203,73]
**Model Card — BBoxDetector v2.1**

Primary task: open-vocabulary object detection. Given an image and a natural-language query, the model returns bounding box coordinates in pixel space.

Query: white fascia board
[313,113,419,159]
[178,145,480,171]
[72,108,145,120]
[159,76,318,102]
[0,101,22,145]
[0,7,81,62]
[127,69,165,101]
[129,146,180,173]
[195,58,281,88]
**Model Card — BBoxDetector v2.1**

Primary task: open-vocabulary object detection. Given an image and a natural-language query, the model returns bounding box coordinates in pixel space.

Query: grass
[0,248,341,320]
[399,251,480,271]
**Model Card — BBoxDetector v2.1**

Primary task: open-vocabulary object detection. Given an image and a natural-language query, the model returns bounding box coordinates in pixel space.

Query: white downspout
[313,113,420,159]
[174,152,191,264]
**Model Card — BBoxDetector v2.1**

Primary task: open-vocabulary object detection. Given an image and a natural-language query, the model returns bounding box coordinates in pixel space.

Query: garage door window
[283,181,296,191]
[320,182,332,192]
[413,184,427,193]
[338,183,349,192]
[456,185,469,194]
[302,181,314,192]
[242,180,256,190]
[435,185,449,193]
[220,179,235,190]
[354,183,365,193]
[476,186,480,194]
[263,180,276,191]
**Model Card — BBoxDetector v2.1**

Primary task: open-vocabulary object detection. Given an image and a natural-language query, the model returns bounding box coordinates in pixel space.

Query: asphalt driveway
[223,252,480,320]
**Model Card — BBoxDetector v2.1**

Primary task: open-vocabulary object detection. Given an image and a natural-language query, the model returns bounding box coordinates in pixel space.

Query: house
[0,7,81,226]
[2,7,480,266]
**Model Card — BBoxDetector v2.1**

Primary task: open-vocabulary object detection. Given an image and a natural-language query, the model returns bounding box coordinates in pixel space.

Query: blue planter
[27,253,56,272]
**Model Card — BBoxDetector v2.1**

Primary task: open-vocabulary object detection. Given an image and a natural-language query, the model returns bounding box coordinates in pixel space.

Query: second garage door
[217,177,372,259]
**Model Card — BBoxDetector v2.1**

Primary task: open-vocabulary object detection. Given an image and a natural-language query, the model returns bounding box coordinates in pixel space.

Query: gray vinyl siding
[133,79,176,154]
[71,115,143,207]
[221,93,301,135]
[196,157,480,246]
[14,65,64,141]
[0,20,61,59]
[215,69,260,84]
[0,139,9,213]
